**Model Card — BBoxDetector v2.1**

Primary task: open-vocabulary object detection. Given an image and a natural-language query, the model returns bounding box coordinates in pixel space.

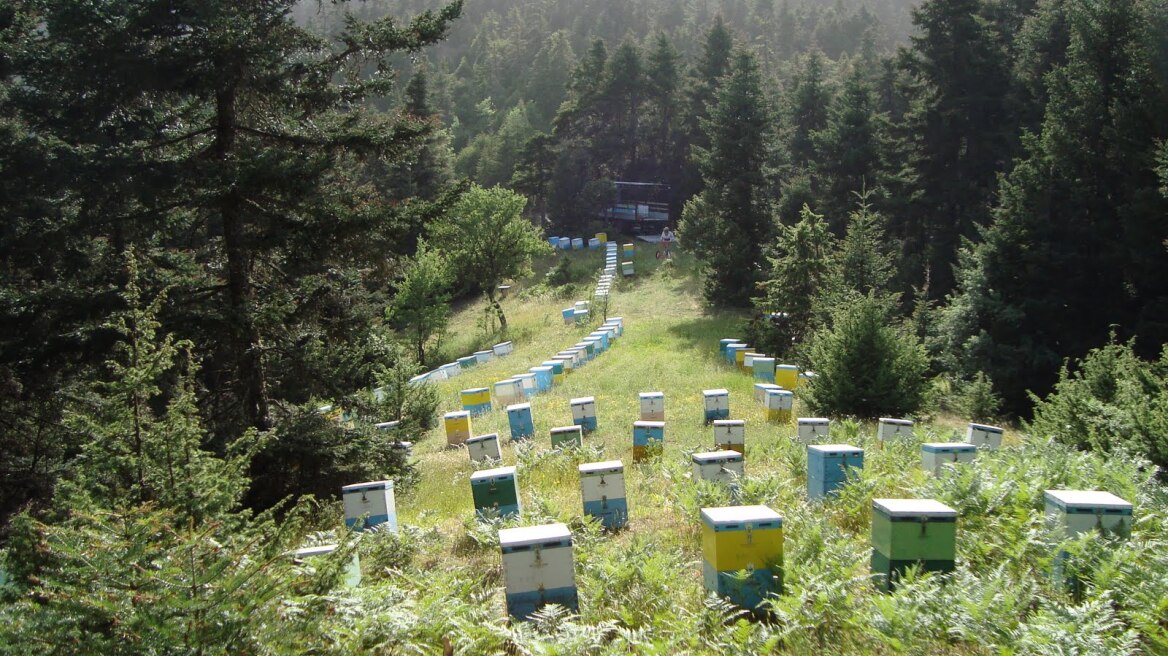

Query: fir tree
[787,50,832,171]
[811,66,887,228]
[754,205,837,352]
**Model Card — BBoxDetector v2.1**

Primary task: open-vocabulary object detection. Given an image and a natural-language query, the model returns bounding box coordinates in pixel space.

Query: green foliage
[371,347,441,435]
[386,244,454,366]
[430,184,550,329]
[1027,339,1168,473]
[951,371,1005,424]
[804,293,929,418]
[754,205,837,351]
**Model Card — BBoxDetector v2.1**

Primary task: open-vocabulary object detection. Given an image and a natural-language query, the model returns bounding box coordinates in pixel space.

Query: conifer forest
[2,0,1168,653]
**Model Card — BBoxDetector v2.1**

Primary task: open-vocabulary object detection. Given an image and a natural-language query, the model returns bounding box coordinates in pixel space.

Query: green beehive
[471,466,521,518]
[870,499,957,591]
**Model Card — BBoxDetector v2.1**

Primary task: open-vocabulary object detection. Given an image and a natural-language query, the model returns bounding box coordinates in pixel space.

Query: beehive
[579,461,627,530]
[734,347,752,371]
[701,505,784,610]
[500,523,578,619]
[575,341,596,361]
[877,418,915,442]
[444,410,472,446]
[622,243,635,257]
[1044,490,1133,541]
[966,423,1004,449]
[870,499,957,591]
[633,420,665,461]
[752,357,776,383]
[796,418,831,444]
[588,330,611,351]
[507,403,535,441]
[494,379,524,406]
[513,373,537,399]
[723,343,746,365]
[407,373,430,387]
[550,425,583,448]
[775,364,799,390]
[497,284,511,299]
[548,236,560,247]
[529,366,554,393]
[342,480,397,531]
[588,237,600,250]
[692,450,745,484]
[374,420,400,432]
[570,396,597,432]
[807,445,863,500]
[595,232,608,244]
[764,388,794,422]
[557,237,571,250]
[562,307,576,324]
[713,419,745,454]
[492,341,514,357]
[427,367,449,382]
[470,466,520,519]
[639,391,665,422]
[571,237,584,250]
[467,433,503,463]
[602,321,624,339]
[742,352,764,369]
[474,350,494,364]
[542,360,565,385]
[573,309,590,324]
[461,387,492,416]
[703,389,730,423]
[456,355,476,370]
[440,362,461,379]
[621,261,634,276]
[753,383,781,404]
[920,443,977,475]
[551,355,575,377]
[719,338,742,357]
[290,545,362,588]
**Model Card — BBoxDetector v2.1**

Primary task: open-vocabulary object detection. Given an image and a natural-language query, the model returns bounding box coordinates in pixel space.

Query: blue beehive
[719,338,742,357]
[548,236,560,247]
[724,343,747,364]
[589,330,611,351]
[807,445,864,500]
[633,420,665,461]
[457,355,478,369]
[753,357,776,383]
[562,307,576,324]
[529,366,554,393]
[579,461,627,530]
[500,523,578,620]
[588,237,600,250]
[342,480,397,531]
[558,237,571,250]
[507,402,535,441]
[570,396,597,432]
[703,389,730,423]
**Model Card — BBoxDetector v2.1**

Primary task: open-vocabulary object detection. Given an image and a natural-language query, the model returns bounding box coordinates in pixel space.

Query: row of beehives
[331,462,1133,617]
[443,318,624,442]
[397,340,517,389]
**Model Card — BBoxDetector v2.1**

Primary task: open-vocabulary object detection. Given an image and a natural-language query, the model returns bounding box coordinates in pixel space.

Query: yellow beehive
[775,365,799,390]
[701,505,784,572]
[734,347,751,370]
[444,411,472,446]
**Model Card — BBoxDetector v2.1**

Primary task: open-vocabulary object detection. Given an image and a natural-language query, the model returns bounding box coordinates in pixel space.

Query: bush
[1027,339,1168,474]
[803,293,929,418]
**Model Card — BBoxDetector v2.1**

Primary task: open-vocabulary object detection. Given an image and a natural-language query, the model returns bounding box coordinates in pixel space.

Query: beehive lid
[640,392,664,399]
[342,480,394,493]
[754,357,776,363]
[703,389,729,396]
[776,364,799,371]
[474,350,492,356]
[375,421,400,430]
[701,505,783,529]
[879,417,914,426]
[494,341,513,349]
[579,460,623,475]
[713,419,745,427]
[1044,490,1132,512]
[766,389,794,397]
[466,433,499,444]
[507,402,531,412]
[462,387,489,394]
[808,444,863,455]
[922,442,977,452]
[634,420,665,428]
[470,466,516,483]
[873,499,956,518]
[969,423,1003,433]
[530,365,553,372]
[798,418,830,425]
[495,378,519,385]
[551,425,582,434]
[499,523,572,548]
[514,373,535,380]
[291,544,338,559]
[692,450,743,463]
[444,410,470,419]
[571,396,596,405]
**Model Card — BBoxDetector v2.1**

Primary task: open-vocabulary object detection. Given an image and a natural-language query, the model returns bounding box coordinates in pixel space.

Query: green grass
[328,245,1168,654]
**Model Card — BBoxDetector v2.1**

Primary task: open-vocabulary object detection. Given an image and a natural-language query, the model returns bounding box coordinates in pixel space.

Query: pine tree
[678,17,735,209]
[511,133,557,225]
[527,31,576,129]
[680,50,775,307]
[811,66,887,228]
[787,50,832,171]
[943,0,1168,413]
[643,34,682,186]
[754,205,837,351]
[383,69,454,201]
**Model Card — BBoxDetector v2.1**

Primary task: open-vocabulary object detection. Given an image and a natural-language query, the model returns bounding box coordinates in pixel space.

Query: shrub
[804,293,929,418]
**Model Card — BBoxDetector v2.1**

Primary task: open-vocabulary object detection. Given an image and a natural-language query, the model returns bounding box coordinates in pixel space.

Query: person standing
[658,225,675,259]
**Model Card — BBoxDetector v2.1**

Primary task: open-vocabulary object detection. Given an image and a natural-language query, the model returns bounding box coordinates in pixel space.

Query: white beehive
[492,341,514,357]
[342,480,397,531]
[570,396,597,432]
[467,433,502,463]
[579,460,628,530]
[289,544,361,587]
[920,442,978,475]
[877,418,915,441]
[966,423,1004,449]
[499,523,578,619]
[712,419,745,454]
[796,418,831,444]
[703,389,730,422]
[692,450,745,484]
[494,378,524,406]
[1044,490,1133,540]
[639,392,665,421]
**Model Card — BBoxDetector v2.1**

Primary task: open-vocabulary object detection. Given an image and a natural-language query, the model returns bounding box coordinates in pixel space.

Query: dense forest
[2,0,1168,652]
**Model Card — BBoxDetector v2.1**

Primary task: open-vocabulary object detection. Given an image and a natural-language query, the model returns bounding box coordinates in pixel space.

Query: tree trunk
[216,85,271,431]
[487,289,507,331]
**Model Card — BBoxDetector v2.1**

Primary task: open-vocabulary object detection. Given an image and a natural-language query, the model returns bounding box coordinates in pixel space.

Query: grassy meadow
[312,244,1167,654]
